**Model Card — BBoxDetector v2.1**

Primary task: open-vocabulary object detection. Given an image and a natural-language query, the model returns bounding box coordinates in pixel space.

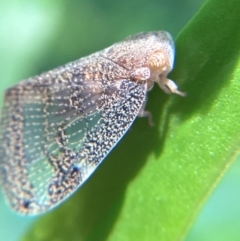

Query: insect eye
[148,51,168,71]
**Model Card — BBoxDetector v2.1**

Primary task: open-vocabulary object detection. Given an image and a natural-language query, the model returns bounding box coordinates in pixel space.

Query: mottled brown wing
[0,74,147,215]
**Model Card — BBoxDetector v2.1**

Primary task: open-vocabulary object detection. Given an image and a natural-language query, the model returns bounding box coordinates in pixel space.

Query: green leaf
[20,0,240,240]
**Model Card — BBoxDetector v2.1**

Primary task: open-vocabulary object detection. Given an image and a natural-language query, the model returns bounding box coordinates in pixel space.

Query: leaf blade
[22,0,240,240]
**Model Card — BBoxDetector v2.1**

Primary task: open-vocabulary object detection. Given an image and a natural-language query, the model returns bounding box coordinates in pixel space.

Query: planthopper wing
[0,63,147,215]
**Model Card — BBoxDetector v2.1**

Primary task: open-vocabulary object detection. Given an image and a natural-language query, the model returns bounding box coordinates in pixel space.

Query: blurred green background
[1,0,240,240]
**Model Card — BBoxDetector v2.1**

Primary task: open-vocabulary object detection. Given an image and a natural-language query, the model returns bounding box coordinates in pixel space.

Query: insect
[0,31,185,215]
